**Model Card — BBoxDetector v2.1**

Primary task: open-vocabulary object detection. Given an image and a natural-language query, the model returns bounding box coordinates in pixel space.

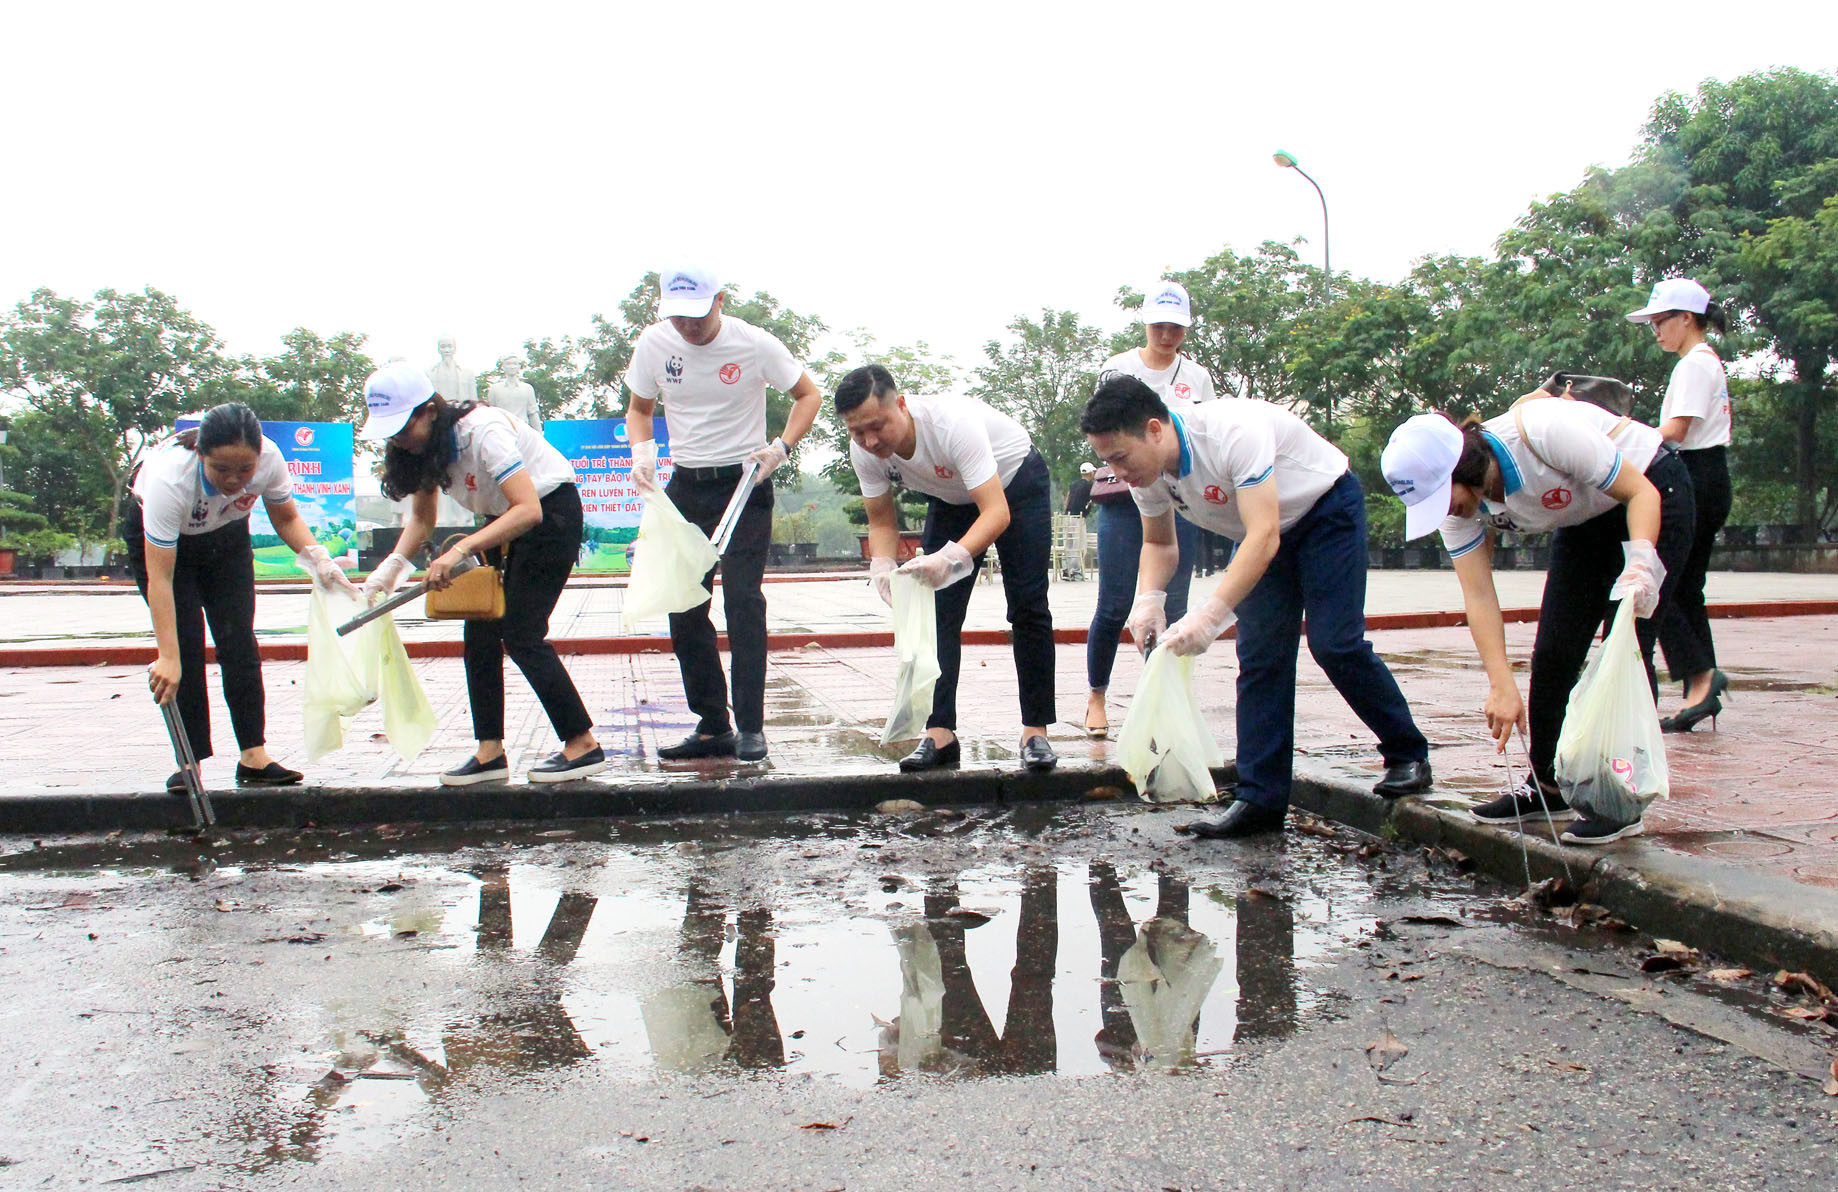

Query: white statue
[426,335,477,406]
[486,354,543,430]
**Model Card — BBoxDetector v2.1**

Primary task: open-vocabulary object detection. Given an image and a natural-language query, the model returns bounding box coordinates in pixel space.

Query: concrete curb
[1289,763,1838,989]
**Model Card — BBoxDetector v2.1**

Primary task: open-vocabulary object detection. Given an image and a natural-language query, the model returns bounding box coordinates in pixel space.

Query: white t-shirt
[132,435,293,548]
[851,394,1034,505]
[1101,349,1219,406]
[1130,400,1347,540]
[1659,343,1731,450]
[443,407,575,517]
[623,316,806,467]
[1439,400,1665,558]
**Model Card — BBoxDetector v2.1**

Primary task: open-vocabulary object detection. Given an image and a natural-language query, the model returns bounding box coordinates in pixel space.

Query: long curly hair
[379,395,476,501]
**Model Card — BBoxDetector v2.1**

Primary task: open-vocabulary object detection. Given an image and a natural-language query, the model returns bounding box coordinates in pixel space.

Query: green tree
[811,331,962,494]
[0,405,119,539]
[243,329,376,423]
[969,308,1108,494]
[0,287,235,543]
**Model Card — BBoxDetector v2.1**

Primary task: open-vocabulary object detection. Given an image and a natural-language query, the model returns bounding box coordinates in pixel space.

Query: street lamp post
[1273,150,1330,288]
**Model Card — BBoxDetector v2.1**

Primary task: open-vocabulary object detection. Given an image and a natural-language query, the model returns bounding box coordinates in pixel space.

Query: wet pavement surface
[1,805,1835,1189]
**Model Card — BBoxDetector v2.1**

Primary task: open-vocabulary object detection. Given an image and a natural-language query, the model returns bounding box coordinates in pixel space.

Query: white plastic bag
[303,588,376,761]
[1118,917,1224,1068]
[1115,647,1223,803]
[375,612,436,762]
[882,571,941,745]
[623,492,721,631]
[1554,601,1669,823]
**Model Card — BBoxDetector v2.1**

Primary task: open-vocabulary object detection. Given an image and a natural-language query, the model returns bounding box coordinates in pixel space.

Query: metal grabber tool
[334,556,479,637]
[160,698,215,829]
[707,460,761,556]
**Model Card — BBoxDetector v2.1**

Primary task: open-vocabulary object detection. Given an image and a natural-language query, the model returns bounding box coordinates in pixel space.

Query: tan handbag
[424,534,506,621]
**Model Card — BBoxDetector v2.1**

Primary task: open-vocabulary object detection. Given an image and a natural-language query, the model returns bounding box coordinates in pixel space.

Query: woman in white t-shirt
[129,402,360,792]
[1381,401,1695,845]
[1626,279,1733,733]
[358,362,604,786]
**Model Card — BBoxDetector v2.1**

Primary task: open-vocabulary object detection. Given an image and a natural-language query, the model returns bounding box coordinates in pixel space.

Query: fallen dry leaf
[801,1116,853,1131]
[874,799,926,815]
[1780,1006,1831,1022]
[1825,1058,1838,1097]
[1294,816,1338,840]
[1653,939,1700,959]
[1083,786,1124,802]
[1774,971,1838,1005]
[1705,968,1752,983]
[1365,1030,1409,1074]
[214,900,234,912]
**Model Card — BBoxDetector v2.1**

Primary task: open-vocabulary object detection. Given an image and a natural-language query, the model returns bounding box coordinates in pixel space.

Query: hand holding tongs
[335,556,479,637]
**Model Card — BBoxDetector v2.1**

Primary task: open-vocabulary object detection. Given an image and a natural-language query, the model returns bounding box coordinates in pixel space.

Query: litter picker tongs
[707,461,760,556]
[161,699,216,829]
[334,556,479,637]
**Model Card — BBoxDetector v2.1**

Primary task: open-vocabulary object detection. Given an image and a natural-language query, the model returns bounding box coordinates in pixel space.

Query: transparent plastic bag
[1118,917,1225,1068]
[623,492,721,631]
[1554,601,1669,823]
[1115,648,1223,803]
[303,588,377,761]
[882,571,941,745]
[374,612,436,762]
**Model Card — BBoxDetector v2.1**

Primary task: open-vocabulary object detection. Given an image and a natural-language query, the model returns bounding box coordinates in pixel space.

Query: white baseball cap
[1625,278,1711,323]
[358,362,435,442]
[1141,280,1193,327]
[1381,412,1466,542]
[1080,462,1097,475]
[658,265,720,319]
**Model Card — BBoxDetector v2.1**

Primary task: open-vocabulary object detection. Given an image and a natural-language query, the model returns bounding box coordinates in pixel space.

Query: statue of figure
[486,354,543,430]
[426,335,477,406]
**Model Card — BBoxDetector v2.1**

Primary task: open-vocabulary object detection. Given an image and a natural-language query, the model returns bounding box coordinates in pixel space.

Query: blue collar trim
[1482,429,1522,495]
[1172,412,1193,478]
[197,458,219,497]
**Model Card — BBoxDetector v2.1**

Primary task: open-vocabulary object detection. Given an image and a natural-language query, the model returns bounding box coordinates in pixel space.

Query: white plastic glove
[297,543,360,598]
[746,437,790,485]
[898,540,974,589]
[869,555,897,606]
[362,552,414,606]
[1126,590,1167,654]
[1160,595,1237,657]
[630,439,659,494]
[1610,538,1667,618]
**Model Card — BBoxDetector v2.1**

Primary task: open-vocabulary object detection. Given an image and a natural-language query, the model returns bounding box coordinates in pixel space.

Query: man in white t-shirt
[622,265,824,763]
[1082,374,1430,838]
[837,364,1057,772]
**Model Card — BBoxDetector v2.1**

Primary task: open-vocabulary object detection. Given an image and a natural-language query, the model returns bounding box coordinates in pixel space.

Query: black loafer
[899,737,961,771]
[235,762,303,787]
[1020,735,1057,772]
[441,754,509,787]
[1372,760,1433,798]
[166,770,191,796]
[736,732,768,762]
[657,732,737,760]
[529,746,607,784]
[1180,800,1286,839]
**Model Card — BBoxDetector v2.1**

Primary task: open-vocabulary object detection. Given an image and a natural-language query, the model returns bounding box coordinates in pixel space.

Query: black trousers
[664,469,774,736]
[126,502,265,762]
[465,483,593,743]
[1528,449,1695,791]
[1657,446,1731,684]
[921,449,1055,731]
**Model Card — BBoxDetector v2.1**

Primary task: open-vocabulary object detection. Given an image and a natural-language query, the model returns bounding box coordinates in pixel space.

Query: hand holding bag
[1115,648,1224,803]
[881,571,942,745]
[623,493,721,631]
[425,534,505,621]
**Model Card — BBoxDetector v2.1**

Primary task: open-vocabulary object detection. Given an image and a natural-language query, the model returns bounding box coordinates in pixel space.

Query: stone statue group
[427,335,543,431]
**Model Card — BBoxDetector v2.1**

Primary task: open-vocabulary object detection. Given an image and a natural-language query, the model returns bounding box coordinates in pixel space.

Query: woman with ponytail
[1625,279,1734,733]
[129,402,358,791]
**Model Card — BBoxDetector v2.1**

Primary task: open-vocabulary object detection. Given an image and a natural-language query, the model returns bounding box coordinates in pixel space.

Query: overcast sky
[3,1,1834,385]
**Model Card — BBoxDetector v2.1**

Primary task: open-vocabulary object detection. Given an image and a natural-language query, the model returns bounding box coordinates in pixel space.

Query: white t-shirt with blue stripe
[131,436,293,548]
[443,407,574,517]
[1438,400,1664,559]
[1130,399,1347,540]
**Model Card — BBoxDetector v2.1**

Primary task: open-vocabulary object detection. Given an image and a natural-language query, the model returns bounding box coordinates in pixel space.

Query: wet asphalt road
[0,804,1834,1191]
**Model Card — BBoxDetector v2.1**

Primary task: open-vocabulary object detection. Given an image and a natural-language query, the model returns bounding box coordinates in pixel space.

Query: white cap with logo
[1080,462,1097,476]
[1382,412,1466,542]
[357,362,436,442]
[658,265,721,319]
[1141,280,1193,328]
[1625,278,1711,323]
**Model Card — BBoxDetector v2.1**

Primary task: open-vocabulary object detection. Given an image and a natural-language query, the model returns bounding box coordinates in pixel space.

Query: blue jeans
[1087,502,1198,690]
[1232,472,1428,810]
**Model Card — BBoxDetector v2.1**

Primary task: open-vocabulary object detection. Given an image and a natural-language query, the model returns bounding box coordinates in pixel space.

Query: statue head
[498,355,524,381]
[437,335,457,362]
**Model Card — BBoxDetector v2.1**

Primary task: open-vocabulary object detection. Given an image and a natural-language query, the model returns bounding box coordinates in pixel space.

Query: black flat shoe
[235,762,302,787]
[1020,735,1057,772]
[899,737,960,771]
[736,732,769,762]
[440,754,509,787]
[657,732,737,760]
[166,770,191,796]
[1372,760,1433,798]
[1179,800,1287,839]
[529,746,607,784]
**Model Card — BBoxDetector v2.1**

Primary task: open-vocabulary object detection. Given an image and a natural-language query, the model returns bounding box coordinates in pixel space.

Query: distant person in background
[1084,280,1214,737]
[1065,462,1096,516]
[129,402,358,791]
[1627,279,1734,733]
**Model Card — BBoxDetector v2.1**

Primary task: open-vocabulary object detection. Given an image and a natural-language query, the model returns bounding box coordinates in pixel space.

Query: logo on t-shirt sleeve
[1541,486,1572,510]
[1203,484,1230,505]
[934,465,956,480]
[719,363,742,385]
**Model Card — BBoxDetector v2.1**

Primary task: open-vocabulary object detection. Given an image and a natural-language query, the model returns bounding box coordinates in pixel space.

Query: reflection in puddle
[225,843,1375,1170]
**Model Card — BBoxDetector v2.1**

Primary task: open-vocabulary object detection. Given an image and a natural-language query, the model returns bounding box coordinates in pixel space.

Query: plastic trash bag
[880,922,946,1076]
[1554,601,1669,824]
[1115,648,1224,803]
[374,611,436,761]
[623,492,721,631]
[881,571,941,745]
[1118,917,1224,1068]
[303,588,376,761]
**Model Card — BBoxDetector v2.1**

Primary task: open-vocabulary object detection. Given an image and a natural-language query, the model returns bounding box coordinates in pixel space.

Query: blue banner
[541,417,673,571]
